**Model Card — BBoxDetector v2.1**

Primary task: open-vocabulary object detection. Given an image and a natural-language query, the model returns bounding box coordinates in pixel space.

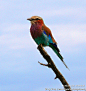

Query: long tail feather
[49,43,69,70]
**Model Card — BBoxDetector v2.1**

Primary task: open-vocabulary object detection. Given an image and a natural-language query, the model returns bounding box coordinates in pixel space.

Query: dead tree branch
[37,44,72,91]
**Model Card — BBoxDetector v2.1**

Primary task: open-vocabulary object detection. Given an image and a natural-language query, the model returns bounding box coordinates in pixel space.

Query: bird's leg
[38,61,51,68]
[37,44,42,48]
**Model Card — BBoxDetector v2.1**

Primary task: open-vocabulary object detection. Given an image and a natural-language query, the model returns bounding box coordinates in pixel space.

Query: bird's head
[27,16,44,25]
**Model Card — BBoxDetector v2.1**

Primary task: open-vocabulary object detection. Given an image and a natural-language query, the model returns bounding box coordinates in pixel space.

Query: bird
[27,16,69,69]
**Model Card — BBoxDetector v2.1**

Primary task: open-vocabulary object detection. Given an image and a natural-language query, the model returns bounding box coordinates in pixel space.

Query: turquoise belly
[34,33,49,46]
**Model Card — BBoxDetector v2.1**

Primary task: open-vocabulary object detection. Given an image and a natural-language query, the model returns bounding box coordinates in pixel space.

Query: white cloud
[0,23,35,52]
[49,24,86,52]
[30,7,86,20]
[0,23,86,53]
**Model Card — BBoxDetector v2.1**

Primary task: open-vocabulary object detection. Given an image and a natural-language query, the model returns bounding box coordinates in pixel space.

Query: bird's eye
[36,18,40,20]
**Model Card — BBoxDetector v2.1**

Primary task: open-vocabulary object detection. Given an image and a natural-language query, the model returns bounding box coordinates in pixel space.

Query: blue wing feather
[43,30,53,43]
[43,31,46,35]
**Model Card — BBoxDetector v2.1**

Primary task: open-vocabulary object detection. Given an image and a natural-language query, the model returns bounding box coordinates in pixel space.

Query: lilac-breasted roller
[27,16,69,69]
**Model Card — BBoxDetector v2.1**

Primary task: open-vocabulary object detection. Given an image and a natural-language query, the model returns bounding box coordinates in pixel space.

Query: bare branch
[37,44,72,91]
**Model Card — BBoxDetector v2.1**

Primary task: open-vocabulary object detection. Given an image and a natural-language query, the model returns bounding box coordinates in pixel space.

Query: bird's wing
[42,24,57,44]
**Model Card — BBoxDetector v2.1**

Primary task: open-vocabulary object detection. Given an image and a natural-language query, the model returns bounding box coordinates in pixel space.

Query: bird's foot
[37,44,42,49]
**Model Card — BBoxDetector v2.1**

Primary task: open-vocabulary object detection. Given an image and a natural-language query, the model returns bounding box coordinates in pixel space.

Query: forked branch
[37,44,72,91]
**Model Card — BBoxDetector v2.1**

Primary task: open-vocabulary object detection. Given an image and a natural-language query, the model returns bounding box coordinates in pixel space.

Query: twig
[37,44,72,91]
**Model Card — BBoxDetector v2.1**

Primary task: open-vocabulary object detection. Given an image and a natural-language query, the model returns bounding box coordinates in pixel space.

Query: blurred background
[0,0,86,91]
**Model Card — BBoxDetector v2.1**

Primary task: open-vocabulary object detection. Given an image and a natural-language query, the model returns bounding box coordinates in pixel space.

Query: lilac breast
[30,24,43,39]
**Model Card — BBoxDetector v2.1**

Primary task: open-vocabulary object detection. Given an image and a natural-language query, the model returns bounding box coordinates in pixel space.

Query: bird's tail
[49,43,69,70]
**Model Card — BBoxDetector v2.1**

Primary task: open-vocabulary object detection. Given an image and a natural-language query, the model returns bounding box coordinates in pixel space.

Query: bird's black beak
[27,18,32,21]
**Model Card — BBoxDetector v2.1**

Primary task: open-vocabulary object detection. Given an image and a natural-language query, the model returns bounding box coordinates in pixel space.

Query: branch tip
[38,61,48,66]
[54,75,58,79]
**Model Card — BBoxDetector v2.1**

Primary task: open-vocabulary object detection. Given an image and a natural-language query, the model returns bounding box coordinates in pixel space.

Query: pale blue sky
[0,0,86,91]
